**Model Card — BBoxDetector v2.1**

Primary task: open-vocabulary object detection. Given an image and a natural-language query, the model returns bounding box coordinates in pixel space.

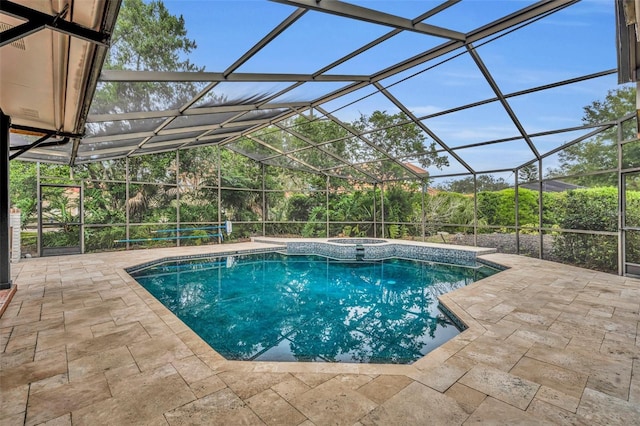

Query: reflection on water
[132,252,497,364]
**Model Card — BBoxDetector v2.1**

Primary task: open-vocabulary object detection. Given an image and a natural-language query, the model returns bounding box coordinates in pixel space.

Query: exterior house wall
[10,208,20,263]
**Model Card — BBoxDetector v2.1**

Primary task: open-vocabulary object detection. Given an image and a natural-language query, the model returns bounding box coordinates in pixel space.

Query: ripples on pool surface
[131,252,498,364]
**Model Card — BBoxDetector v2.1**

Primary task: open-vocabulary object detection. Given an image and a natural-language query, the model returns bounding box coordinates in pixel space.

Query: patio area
[1,240,639,425]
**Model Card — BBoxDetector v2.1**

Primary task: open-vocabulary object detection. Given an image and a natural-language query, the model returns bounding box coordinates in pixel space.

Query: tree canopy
[108,0,198,72]
[352,111,449,172]
[91,0,202,117]
[554,85,637,186]
[437,175,510,194]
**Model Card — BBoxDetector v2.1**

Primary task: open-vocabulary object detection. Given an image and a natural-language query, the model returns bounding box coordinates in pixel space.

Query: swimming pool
[131,251,499,364]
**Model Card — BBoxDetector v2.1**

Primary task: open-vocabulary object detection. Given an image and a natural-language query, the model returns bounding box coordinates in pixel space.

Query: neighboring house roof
[402,163,429,176]
[426,187,440,196]
[520,180,582,192]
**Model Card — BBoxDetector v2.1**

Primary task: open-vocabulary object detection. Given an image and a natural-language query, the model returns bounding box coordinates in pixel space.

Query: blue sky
[156,0,621,177]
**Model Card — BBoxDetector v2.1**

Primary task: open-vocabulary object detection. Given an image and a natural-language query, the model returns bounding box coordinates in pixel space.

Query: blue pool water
[131,252,498,364]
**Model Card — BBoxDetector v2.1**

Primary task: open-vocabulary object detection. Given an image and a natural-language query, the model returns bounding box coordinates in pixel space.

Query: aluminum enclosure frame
[4,0,638,276]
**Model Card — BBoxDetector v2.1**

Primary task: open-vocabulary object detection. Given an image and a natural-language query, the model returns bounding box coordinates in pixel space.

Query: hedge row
[477,186,640,272]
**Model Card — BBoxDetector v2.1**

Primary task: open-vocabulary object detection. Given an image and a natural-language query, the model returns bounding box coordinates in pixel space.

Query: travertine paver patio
[1,240,639,425]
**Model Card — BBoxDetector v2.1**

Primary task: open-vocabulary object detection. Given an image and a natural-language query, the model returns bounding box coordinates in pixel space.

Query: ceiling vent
[0,22,27,50]
[20,107,40,119]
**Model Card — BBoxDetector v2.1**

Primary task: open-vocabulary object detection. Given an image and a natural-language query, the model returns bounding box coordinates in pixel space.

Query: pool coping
[123,238,505,376]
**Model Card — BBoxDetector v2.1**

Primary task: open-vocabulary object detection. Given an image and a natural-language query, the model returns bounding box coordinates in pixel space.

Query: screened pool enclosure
[2,0,640,281]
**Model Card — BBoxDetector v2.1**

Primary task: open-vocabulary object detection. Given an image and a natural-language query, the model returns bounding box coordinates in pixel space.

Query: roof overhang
[617,0,640,135]
[617,0,640,83]
[1,0,121,160]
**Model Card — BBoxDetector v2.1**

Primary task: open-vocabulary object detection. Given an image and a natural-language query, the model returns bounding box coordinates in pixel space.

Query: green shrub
[477,188,538,227]
[84,227,126,252]
[421,192,475,234]
[553,233,618,273]
[286,194,316,221]
[189,230,210,246]
[557,187,618,232]
[551,187,639,272]
[41,227,80,248]
[383,185,415,222]
[20,231,37,255]
[341,225,366,237]
[542,192,564,226]
[302,206,327,237]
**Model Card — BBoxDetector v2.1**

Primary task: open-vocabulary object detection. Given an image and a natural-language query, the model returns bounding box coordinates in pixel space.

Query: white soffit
[0,0,118,135]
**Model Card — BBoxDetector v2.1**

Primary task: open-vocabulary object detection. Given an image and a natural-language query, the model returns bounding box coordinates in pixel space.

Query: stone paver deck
[1,241,639,425]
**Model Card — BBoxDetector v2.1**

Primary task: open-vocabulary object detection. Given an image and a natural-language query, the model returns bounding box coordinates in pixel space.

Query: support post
[421,180,426,242]
[80,182,84,254]
[176,150,181,247]
[217,146,222,226]
[473,174,478,246]
[515,170,520,255]
[36,162,41,256]
[372,183,377,238]
[1,110,12,289]
[325,175,330,238]
[262,163,266,237]
[617,119,624,276]
[380,182,385,239]
[538,159,544,259]
[125,157,130,250]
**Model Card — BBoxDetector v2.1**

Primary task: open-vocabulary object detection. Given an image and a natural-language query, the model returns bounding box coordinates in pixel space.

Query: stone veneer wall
[284,241,478,266]
[10,209,20,263]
